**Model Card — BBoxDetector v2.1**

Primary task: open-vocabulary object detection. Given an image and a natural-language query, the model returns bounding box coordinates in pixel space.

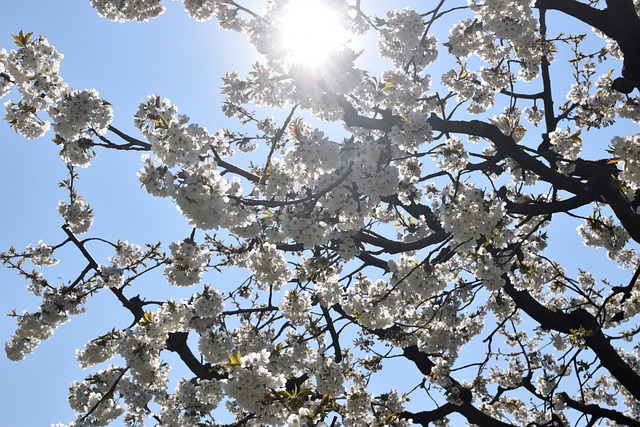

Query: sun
[278,0,349,67]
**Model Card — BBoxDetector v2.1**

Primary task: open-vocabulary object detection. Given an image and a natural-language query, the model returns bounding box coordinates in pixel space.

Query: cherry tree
[2,0,640,426]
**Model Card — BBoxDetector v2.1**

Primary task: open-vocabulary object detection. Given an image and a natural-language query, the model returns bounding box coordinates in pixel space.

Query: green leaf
[11,30,34,47]
[140,311,153,325]
[227,350,241,366]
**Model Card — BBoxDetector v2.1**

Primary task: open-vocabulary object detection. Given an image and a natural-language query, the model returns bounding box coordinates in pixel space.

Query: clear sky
[0,1,635,426]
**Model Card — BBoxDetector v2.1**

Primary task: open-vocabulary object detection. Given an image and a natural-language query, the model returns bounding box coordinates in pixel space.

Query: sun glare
[278,0,348,67]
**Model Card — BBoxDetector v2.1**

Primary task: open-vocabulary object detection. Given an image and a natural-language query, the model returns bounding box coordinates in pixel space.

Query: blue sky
[0,1,637,426]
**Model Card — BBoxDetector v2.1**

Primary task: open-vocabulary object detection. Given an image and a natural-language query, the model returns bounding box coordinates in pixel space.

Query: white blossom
[247,242,290,291]
[24,240,58,266]
[90,0,165,22]
[58,197,94,234]
[164,239,211,287]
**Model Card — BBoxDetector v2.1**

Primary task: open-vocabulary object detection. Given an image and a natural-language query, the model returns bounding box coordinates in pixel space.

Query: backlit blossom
[164,239,211,287]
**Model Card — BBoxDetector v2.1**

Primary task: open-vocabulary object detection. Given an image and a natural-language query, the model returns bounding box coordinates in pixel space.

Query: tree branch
[359,229,448,254]
[165,331,226,380]
[427,114,586,195]
[558,392,640,426]
[399,404,457,426]
[503,279,640,401]
[320,305,342,363]
[506,191,599,215]
[535,0,608,35]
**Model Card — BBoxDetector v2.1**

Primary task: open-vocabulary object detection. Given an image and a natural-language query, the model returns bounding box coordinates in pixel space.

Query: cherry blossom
[3,0,640,426]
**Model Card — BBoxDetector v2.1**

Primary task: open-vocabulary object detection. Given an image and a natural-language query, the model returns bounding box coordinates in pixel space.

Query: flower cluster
[98,265,125,288]
[24,240,58,266]
[137,153,174,198]
[67,366,125,425]
[164,239,211,286]
[442,68,495,114]
[433,136,469,173]
[577,210,630,260]
[90,0,165,22]
[190,286,224,333]
[6,287,87,361]
[470,0,537,43]
[48,88,113,167]
[183,0,219,22]
[446,18,502,61]
[75,330,121,369]
[50,89,112,140]
[247,242,290,291]
[134,95,230,168]
[6,0,640,425]
[524,105,544,125]
[610,134,640,193]
[437,184,508,252]
[388,112,433,151]
[110,240,144,266]
[0,48,12,97]
[174,158,255,232]
[172,377,223,417]
[279,289,312,326]
[223,349,287,416]
[378,8,438,72]
[57,197,94,234]
[548,127,582,160]
[2,33,66,138]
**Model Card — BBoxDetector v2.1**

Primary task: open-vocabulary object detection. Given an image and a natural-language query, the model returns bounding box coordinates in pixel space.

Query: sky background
[0,1,636,426]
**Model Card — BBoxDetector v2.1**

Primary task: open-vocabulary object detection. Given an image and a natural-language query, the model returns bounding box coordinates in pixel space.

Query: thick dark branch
[402,346,515,427]
[221,305,278,317]
[500,89,545,100]
[337,95,395,132]
[165,332,225,380]
[503,280,640,401]
[356,252,390,271]
[501,277,587,334]
[320,305,342,363]
[402,345,435,375]
[107,125,152,149]
[0,71,15,84]
[457,402,516,427]
[359,229,448,254]
[338,98,586,199]
[427,115,585,194]
[592,173,640,244]
[223,413,255,427]
[535,0,607,35]
[399,404,457,426]
[559,392,640,426]
[212,149,260,183]
[381,195,443,232]
[284,374,310,394]
[276,242,305,252]
[538,8,558,136]
[612,262,640,303]
[604,0,640,84]
[536,0,640,87]
[430,117,640,241]
[506,191,598,215]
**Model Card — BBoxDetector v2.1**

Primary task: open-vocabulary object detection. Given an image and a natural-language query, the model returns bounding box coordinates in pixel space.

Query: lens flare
[278,0,348,67]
